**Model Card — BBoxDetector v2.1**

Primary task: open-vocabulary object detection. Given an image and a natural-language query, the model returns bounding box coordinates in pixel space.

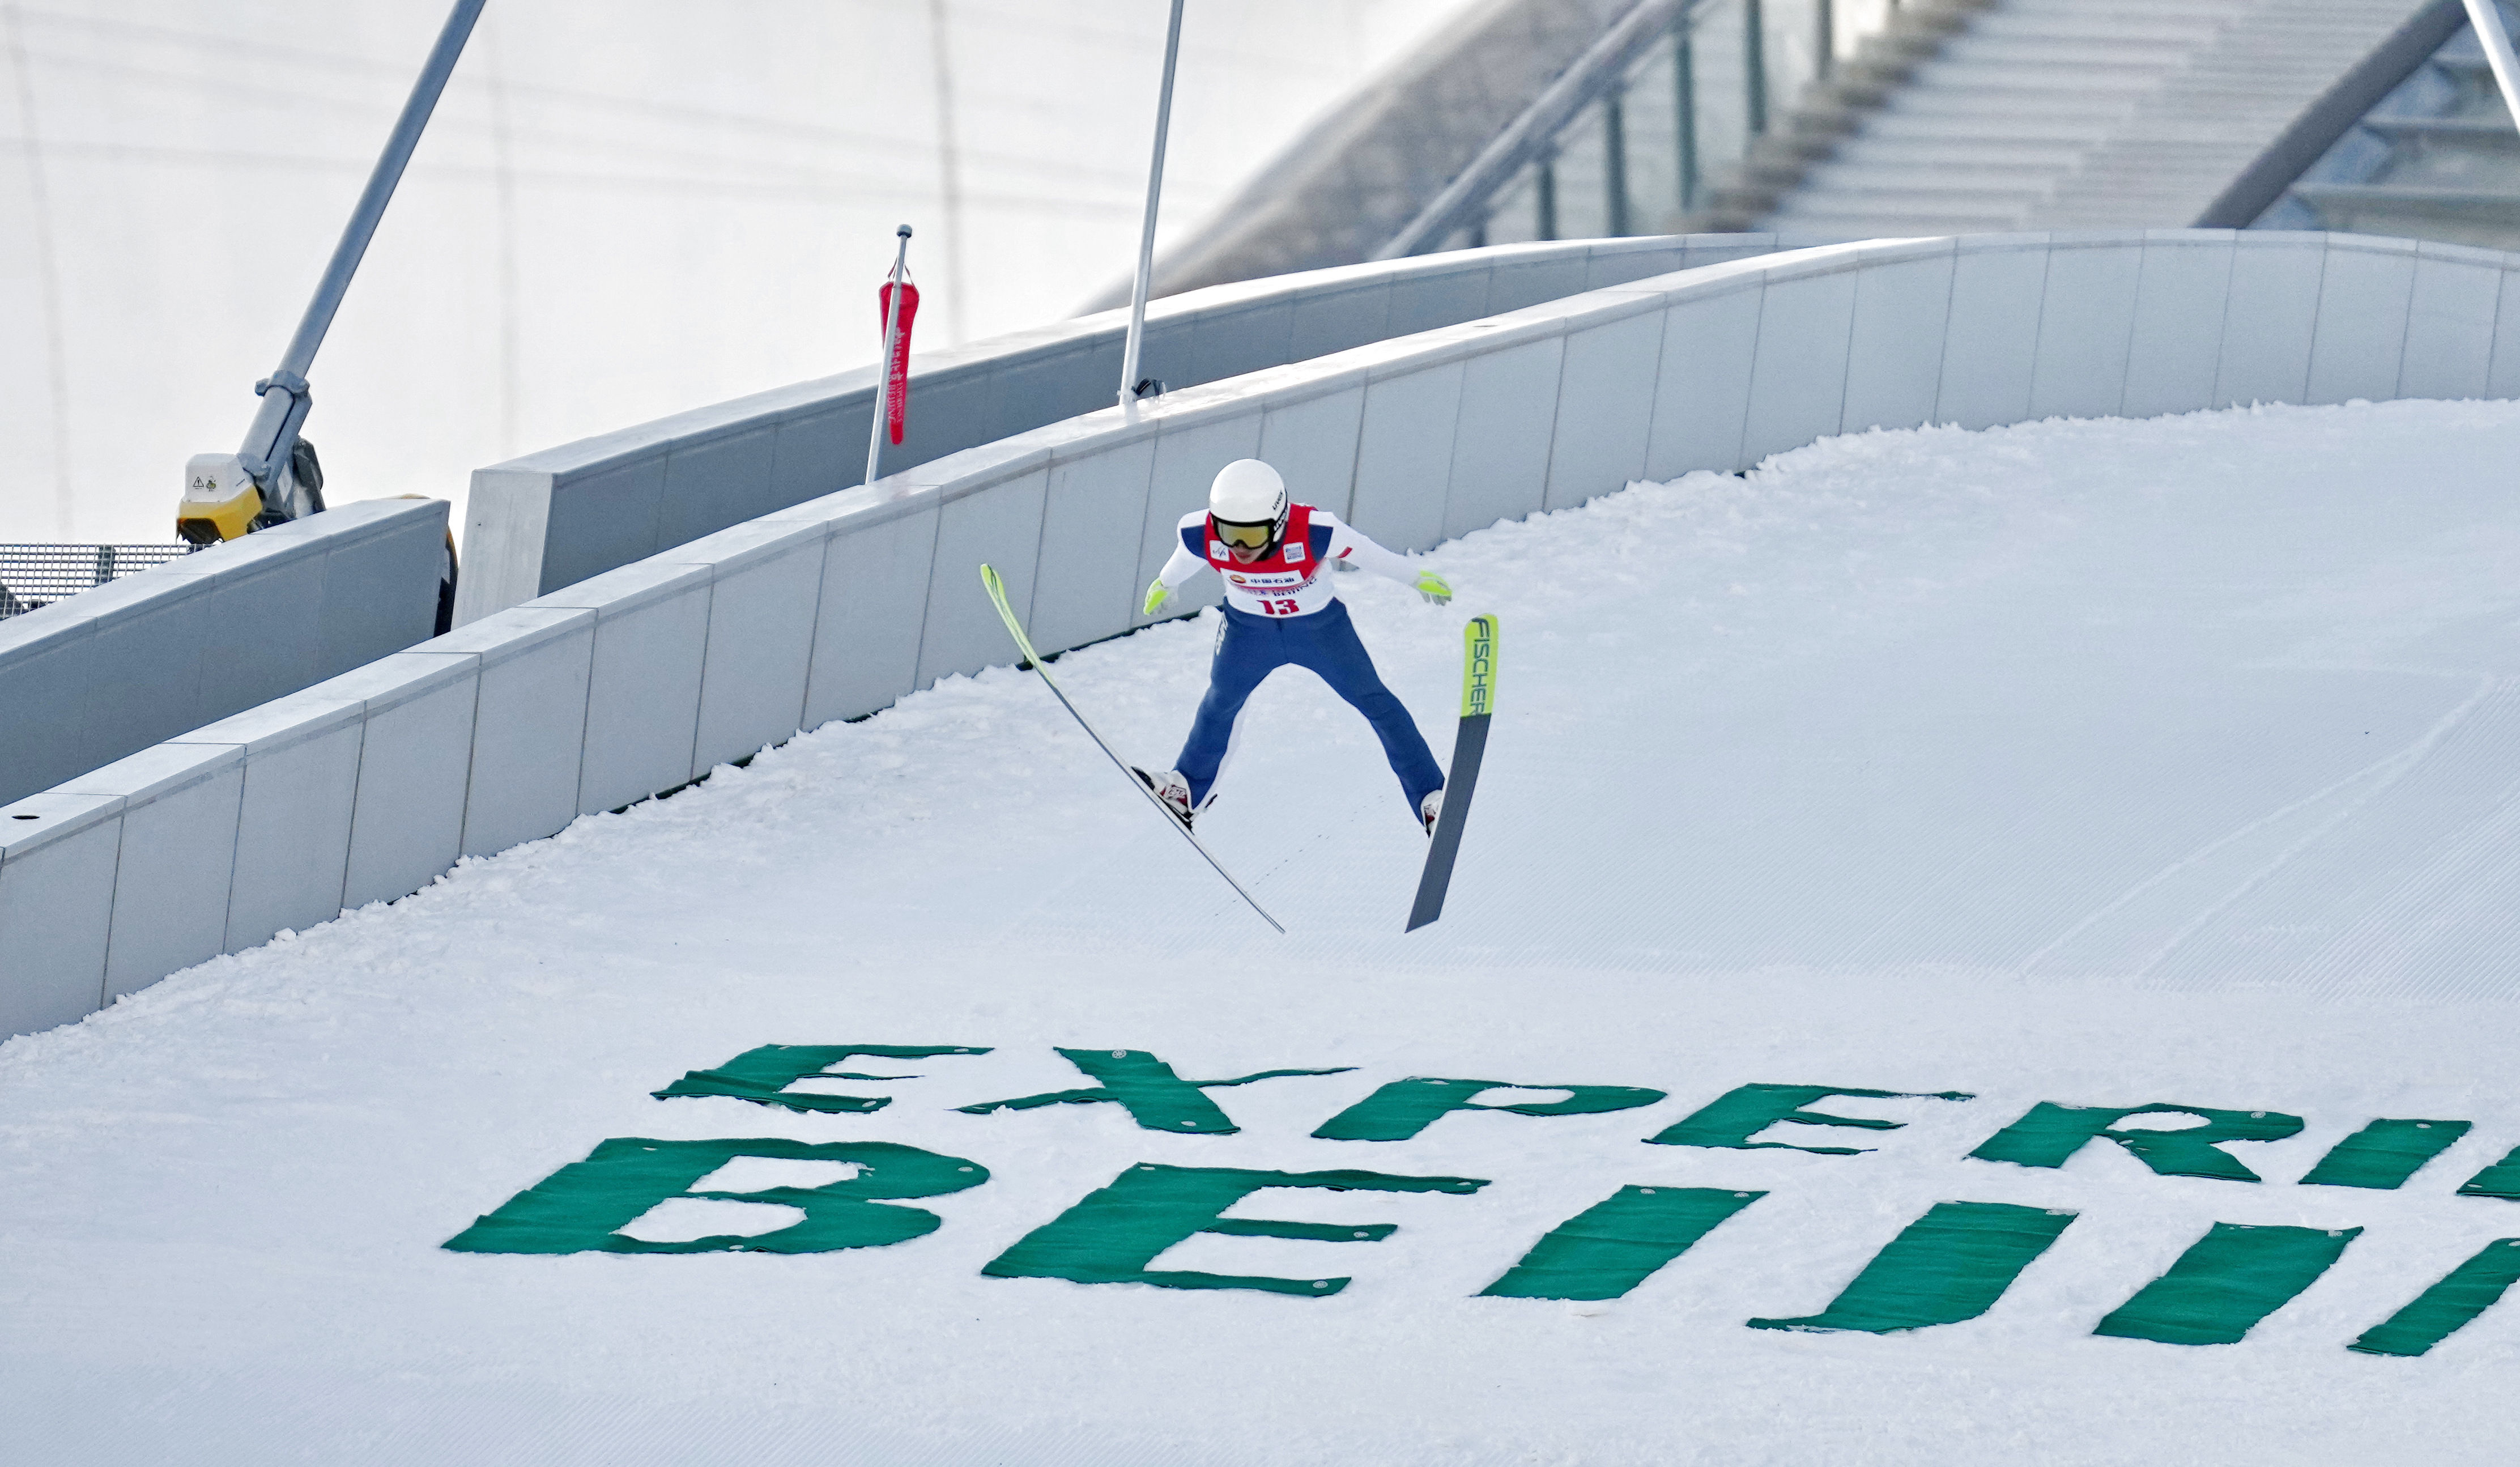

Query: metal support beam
[1676,22,1699,209]
[1119,0,1187,408]
[236,0,486,497]
[1746,0,1768,137]
[1606,89,1631,233]
[2466,0,2520,137]
[2192,0,2468,227]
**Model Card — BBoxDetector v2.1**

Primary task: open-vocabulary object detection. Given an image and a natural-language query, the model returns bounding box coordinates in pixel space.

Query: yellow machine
[176,453,264,545]
[177,438,326,546]
[166,0,479,626]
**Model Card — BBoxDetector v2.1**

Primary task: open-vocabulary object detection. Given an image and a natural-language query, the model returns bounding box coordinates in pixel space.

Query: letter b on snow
[443,1138,988,1255]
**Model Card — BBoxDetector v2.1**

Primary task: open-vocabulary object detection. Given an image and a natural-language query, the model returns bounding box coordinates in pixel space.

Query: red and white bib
[1186,504,1339,618]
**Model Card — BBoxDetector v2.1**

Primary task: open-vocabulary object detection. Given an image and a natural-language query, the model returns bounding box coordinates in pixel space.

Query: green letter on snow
[2455,1143,2520,1201]
[1479,1186,1764,1300]
[1646,1083,1975,1155]
[1312,1077,1668,1142]
[983,1164,1487,1296]
[653,1043,991,1114]
[2298,1118,2472,1190]
[958,1048,1352,1134]
[2351,1239,2520,1357]
[441,1138,987,1255]
[2093,1222,2360,1346]
[1968,1102,2302,1181]
[1748,1201,2075,1334]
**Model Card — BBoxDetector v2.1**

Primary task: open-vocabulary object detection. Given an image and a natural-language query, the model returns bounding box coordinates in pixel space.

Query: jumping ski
[979,564,1285,934]
[1406,614,1497,932]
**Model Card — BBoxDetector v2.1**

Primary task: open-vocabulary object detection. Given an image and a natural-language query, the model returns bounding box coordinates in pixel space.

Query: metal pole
[1537,156,1559,240]
[926,0,969,346]
[1605,90,1631,235]
[236,0,486,490]
[1119,0,1187,408]
[1817,0,1834,80]
[1676,21,1697,209]
[866,225,913,488]
[1745,0,1768,137]
[2466,0,2520,137]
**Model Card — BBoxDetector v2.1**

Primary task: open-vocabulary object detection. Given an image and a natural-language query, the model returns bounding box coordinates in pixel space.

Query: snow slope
[11,399,2520,1463]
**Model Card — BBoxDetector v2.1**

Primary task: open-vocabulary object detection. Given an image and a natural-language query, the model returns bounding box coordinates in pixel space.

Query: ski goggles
[1213,518,1277,551]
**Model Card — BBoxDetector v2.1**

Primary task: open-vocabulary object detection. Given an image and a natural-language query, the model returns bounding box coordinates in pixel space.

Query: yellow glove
[1143,577,1172,616]
[1414,570,1453,606]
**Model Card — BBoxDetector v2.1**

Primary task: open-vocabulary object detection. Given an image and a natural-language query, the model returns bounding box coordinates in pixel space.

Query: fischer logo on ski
[1407,615,1498,933]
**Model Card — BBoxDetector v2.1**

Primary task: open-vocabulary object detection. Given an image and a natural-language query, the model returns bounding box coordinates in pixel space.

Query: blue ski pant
[1176,599,1444,814]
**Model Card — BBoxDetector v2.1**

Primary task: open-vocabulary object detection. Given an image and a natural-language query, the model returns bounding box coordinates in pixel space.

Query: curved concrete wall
[10,229,2518,1037]
[0,498,449,808]
[455,235,1804,624]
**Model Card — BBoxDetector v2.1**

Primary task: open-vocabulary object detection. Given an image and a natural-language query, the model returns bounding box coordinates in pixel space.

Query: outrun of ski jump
[12,1,2520,1464]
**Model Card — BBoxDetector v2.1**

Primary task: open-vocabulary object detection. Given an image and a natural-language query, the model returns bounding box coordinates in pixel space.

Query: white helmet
[1208,459,1287,526]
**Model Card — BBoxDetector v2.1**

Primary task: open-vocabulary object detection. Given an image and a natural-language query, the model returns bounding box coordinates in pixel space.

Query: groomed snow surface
[11,399,2520,1465]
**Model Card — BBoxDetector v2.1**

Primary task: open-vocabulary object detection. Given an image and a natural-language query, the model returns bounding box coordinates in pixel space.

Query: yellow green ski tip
[979,563,1045,668]
[1461,614,1499,718]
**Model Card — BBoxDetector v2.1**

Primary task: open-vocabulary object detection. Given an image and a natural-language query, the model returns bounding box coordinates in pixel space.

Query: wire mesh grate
[0,543,200,619]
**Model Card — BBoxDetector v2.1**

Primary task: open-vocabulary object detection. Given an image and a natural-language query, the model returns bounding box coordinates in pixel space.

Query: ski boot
[1133,767,1196,831]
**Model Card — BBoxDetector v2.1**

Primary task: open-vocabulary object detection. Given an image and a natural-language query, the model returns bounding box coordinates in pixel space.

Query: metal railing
[2215,0,2520,252]
[1397,0,1903,252]
[2197,0,2475,228]
[0,543,197,619]
[1124,0,1912,301]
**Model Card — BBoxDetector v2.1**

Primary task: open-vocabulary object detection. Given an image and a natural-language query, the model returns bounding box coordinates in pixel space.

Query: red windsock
[878,280,920,445]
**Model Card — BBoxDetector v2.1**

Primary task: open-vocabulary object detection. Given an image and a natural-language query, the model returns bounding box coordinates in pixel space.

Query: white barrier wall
[454,235,1804,623]
[0,498,450,807]
[8,231,2517,1037]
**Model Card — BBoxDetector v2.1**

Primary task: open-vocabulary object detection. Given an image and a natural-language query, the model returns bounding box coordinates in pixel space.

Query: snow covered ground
[11,399,2520,1464]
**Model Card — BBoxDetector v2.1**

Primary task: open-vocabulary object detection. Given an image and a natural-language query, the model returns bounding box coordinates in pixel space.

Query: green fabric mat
[1970,1102,2302,1181]
[652,1044,991,1113]
[1312,1077,1667,1141]
[443,1138,989,1255]
[1748,1201,2074,1334]
[2094,1222,2359,1345]
[2298,1118,2470,1189]
[984,1164,1488,1296]
[1480,1186,1764,1300]
[958,1048,1351,1134]
[2351,1238,2520,1357]
[1648,1083,1974,1155]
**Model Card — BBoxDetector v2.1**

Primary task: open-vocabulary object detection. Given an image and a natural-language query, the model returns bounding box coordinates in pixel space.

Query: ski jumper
[1153,504,1444,814]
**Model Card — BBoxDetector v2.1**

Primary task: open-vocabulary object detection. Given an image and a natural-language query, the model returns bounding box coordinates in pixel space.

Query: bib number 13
[1262,598,1300,616]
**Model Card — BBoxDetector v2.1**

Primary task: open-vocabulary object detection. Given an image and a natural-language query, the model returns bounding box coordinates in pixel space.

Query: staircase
[1700,0,2433,236]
